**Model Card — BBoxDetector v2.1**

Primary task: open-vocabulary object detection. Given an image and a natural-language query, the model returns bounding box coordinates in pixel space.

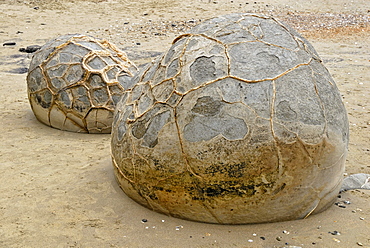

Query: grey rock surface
[341,173,370,192]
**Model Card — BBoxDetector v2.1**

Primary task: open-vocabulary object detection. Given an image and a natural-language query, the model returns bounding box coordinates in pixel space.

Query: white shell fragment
[27,34,137,133]
[111,13,349,224]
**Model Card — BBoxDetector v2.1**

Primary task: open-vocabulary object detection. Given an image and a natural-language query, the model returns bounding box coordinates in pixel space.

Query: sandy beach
[0,0,369,247]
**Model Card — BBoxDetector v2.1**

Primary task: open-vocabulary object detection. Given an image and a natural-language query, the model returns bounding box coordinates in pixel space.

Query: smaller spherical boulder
[27,34,137,133]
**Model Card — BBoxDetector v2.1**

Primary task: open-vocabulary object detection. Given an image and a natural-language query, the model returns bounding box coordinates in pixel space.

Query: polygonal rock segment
[273,65,326,144]
[113,100,132,142]
[213,77,273,119]
[175,36,228,94]
[57,89,73,109]
[27,67,47,93]
[189,13,256,44]
[258,18,298,50]
[65,64,84,85]
[163,36,188,66]
[28,47,55,72]
[136,83,155,117]
[45,63,68,80]
[131,104,172,147]
[273,66,326,144]
[142,56,162,84]
[176,86,251,143]
[28,92,52,126]
[89,74,105,88]
[118,71,136,90]
[33,88,53,110]
[49,105,67,131]
[166,58,180,78]
[27,34,137,133]
[109,84,125,105]
[85,108,113,133]
[183,114,248,142]
[228,41,310,81]
[71,86,91,116]
[91,87,110,107]
[76,40,105,51]
[150,65,167,87]
[312,65,349,144]
[106,66,121,82]
[60,42,91,58]
[152,79,174,103]
[86,55,107,71]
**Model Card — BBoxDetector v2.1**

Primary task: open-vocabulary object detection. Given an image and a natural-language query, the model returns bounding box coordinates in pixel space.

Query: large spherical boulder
[111,13,349,224]
[27,34,137,133]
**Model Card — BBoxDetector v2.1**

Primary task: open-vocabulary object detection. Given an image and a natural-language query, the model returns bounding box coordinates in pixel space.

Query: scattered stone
[175,225,183,231]
[329,231,341,235]
[333,238,341,243]
[340,173,370,191]
[19,45,41,53]
[3,42,16,46]
[141,219,148,223]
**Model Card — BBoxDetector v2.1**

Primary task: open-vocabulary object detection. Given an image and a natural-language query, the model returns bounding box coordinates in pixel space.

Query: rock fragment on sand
[340,173,370,192]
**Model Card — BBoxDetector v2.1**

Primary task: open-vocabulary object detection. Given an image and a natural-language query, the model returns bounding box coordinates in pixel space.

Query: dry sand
[0,0,369,247]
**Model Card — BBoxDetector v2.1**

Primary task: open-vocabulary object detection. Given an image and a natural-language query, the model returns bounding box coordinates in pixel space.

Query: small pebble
[248,239,253,242]
[260,237,266,240]
[3,42,16,46]
[252,233,257,236]
[357,242,363,246]
[359,217,364,220]
[329,231,341,235]
[333,238,341,243]
[141,219,148,223]
[283,230,290,234]
[276,236,282,241]
[175,225,183,231]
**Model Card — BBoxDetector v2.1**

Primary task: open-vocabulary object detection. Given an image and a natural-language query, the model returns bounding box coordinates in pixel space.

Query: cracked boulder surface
[27,34,137,133]
[111,13,349,224]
